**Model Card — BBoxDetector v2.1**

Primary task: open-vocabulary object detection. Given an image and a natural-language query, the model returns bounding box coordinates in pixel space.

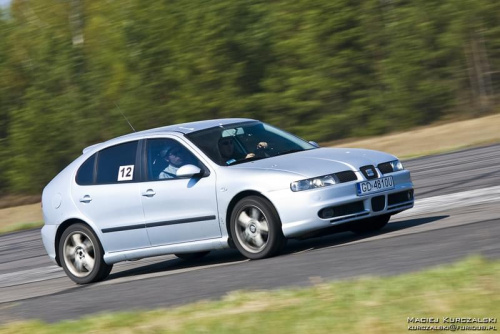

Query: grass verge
[328,113,500,159]
[1,256,498,333]
[0,221,43,235]
[0,203,42,236]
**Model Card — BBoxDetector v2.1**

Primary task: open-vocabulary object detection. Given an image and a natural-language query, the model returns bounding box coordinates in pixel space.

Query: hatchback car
[41,119,414,284]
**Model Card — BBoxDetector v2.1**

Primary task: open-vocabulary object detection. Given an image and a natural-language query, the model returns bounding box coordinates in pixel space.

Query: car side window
[96,141,138,184]
[146,139,200,181]
[76,154,96,185]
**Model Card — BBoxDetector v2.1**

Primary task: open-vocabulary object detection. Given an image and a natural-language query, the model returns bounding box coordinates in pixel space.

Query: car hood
[230,147,396,178]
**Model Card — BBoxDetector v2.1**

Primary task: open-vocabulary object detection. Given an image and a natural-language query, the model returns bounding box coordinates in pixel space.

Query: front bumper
[268,170,414,238]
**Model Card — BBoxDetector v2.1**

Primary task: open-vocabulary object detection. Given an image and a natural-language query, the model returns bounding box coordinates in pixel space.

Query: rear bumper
[41,224,59,265]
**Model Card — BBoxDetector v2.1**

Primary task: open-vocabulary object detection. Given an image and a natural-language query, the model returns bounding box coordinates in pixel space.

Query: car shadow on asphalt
[106,250,247,281]
[281,215,449,255]
[106,215,448,282]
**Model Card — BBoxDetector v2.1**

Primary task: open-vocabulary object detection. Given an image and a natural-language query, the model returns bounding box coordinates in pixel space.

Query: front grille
[388,190,414,206]
[377,162,393,174]
[318,201,365,219]
[335,170,357,183]
[360,165,378,180]
[371,195,385,212]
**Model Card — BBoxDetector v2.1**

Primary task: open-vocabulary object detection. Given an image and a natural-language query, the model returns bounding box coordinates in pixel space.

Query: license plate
[356,176,394,196]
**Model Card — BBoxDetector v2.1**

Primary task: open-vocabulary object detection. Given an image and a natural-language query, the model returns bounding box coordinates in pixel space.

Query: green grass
[0,221,43,235]
[1,256,498,333]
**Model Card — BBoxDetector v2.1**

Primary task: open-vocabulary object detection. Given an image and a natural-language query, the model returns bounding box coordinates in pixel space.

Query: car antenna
[115,102,136,132]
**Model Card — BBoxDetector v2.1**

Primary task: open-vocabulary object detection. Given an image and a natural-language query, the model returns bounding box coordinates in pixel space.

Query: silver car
[41,119,414,284]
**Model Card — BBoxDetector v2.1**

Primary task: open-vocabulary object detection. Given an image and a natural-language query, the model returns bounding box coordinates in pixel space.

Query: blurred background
[0,0,499,196]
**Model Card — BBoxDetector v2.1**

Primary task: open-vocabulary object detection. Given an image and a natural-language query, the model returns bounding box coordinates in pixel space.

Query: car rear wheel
[350,214,390,234]
[58,223,112,284]
[230,196,285,260]
[174,251,210,260]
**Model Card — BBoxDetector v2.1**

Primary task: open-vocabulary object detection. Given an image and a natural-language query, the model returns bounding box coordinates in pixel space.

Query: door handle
[79,195,92,203]
[142,189,156,197]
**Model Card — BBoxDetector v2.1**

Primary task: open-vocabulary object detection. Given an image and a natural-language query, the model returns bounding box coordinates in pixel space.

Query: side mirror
[176,164,202,178]
[309,141,320,148]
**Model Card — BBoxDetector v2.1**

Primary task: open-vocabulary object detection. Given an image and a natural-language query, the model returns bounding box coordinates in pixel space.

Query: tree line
[0,0,499,195]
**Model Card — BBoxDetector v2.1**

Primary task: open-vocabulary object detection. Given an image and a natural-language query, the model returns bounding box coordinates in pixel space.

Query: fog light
[320,208,334,219]
[408,190,414,200]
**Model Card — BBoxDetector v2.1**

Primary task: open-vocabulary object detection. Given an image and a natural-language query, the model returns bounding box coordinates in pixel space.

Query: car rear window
[96,141,138,184]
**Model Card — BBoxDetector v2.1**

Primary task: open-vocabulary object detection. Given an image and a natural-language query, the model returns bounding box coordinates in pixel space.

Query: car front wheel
[58,223,112,284]
[230,196,285,260]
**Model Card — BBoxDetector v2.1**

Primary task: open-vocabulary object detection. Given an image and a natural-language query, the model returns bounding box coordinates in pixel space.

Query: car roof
[83,118,256,154]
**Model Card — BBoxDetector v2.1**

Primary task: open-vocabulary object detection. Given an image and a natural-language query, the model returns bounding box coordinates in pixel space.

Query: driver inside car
[218,137,268,165]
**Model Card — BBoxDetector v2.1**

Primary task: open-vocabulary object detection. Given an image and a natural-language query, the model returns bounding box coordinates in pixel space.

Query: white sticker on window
[118,165,134,181]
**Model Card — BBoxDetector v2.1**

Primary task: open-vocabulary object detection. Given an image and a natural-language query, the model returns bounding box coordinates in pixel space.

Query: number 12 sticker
[118,165,134,181]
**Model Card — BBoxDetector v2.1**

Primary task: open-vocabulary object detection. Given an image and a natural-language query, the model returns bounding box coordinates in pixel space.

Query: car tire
[350,214,391,234]
[230,196,285,260]
[58,223,112,284]
[174,251,210,260]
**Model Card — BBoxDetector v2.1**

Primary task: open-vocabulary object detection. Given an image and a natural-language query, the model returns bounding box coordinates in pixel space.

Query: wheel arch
[54,218,96,266]
[225,190,282,246]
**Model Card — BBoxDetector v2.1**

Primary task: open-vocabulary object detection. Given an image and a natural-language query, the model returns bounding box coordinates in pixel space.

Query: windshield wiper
[276,149,303,156]
[228,156,267,166]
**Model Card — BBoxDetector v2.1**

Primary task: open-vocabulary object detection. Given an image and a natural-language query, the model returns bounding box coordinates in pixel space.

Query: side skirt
[103,237,229,265]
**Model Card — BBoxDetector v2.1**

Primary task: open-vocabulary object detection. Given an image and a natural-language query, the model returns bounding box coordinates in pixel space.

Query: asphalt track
[1,144,499,323]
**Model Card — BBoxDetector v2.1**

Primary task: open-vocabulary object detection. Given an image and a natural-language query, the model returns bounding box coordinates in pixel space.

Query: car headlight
[290,175,336,192]
[390,160,404,172]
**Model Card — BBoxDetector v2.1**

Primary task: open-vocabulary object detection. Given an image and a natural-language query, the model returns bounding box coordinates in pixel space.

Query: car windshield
[186,121,317,166]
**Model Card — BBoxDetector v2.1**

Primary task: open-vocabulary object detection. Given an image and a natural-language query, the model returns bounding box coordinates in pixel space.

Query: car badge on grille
[366,169,375,177]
